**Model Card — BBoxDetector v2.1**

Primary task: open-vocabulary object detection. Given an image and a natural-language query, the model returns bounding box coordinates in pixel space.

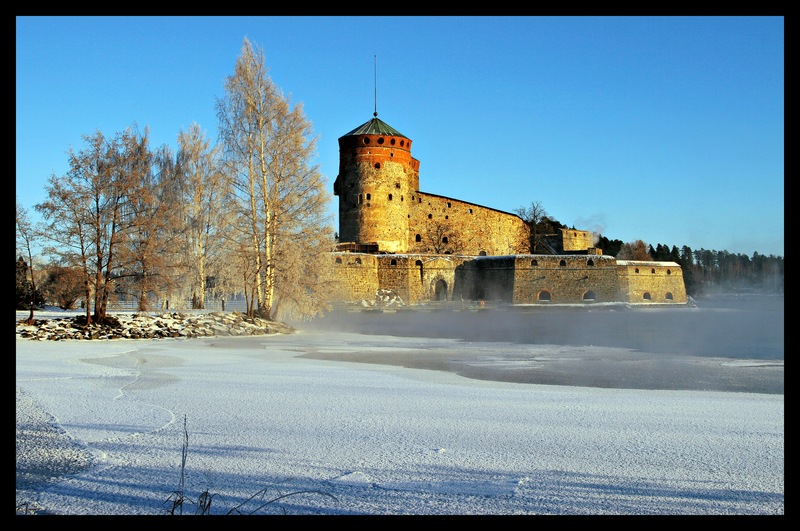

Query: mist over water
[305,294,784,361]
[297,294,783,394]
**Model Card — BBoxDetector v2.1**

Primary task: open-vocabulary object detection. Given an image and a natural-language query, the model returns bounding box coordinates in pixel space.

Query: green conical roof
[341,114,406,138]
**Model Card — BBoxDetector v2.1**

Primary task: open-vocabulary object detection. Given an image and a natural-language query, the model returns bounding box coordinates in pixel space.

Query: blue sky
[16,16,784,257]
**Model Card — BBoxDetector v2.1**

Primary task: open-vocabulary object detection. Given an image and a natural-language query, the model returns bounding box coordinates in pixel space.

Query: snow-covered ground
[16,300,784,515]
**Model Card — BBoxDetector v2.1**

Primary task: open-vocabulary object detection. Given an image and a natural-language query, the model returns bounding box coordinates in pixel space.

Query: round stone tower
[333,113,420,253]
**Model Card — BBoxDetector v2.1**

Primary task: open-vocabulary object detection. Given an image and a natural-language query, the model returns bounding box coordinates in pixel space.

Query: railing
[105,299,249,313]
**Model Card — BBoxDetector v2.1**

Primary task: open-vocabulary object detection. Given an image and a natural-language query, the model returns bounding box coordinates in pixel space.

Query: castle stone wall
[456,255,619,304]
[560,228,596,252]
[330,253,472,305]
[329,253,380,303]
[616,261,688,303]
[329,253,687,306]
[407,193,530,256]
[375,254,470,304]
[511,255,619,303]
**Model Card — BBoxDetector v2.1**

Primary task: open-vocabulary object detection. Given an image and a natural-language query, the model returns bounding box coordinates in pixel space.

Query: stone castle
[329,114,687,306]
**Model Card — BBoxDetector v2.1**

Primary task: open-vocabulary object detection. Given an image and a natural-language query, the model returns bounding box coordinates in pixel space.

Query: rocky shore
[15,311,295,341]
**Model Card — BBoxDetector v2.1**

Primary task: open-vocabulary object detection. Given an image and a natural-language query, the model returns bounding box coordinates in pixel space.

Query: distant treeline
[520,203,783,298]
[597,235,784,297]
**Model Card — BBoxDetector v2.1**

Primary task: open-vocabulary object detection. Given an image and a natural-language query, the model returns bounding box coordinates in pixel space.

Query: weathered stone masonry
[616,260,687,303]
[331,115,687,305]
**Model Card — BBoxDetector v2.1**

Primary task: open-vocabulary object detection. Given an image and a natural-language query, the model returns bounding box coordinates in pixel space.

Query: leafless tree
[216,38,333,320]
[143,144,191,308]
[514,200,552,253]
[36,132,103,323]
[169,123,228,309]
[36,126,149,322]
[221,235,260,316]
[423,218,461,254]
[617,239,653,261]
[114,127,181,312]
[16,202,41,323]
[40,264,85,310]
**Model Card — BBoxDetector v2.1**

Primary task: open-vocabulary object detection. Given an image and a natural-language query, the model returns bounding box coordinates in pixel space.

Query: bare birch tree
[174,122,226,309]
[145,144,190,307]
[216,38,333,320]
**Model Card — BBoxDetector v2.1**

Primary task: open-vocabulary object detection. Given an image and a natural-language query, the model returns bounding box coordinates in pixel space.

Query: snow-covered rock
[15,312,295,341]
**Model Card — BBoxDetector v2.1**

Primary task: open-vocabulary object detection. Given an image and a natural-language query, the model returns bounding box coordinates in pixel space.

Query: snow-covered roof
[616,260,681,267]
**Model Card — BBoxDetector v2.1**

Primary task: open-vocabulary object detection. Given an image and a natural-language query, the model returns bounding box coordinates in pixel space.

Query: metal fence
[105,298,249,313]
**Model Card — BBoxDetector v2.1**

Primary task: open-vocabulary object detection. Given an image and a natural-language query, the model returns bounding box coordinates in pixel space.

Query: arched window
[538,291,552,302]
[635,268,640,274]
[531,259,538,266]
[665,292,674,300]
[667,269,672,275]
[374,163,381,169]
[587,259,594,267]
[415,234,422,242]
[335,257,342,264]
[559,260,567,267]
[388,193,393,201]
[642,292,651,300]
[442,237,448,244]
[479,250,487,256]
[355,257,362,265]
[583,290,596,301]
[390,259,397,266]
[651,268,656,274]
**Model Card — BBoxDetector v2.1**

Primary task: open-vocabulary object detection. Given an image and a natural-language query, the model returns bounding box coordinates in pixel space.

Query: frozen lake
[16,293,784,514]
[297,294,784,394]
